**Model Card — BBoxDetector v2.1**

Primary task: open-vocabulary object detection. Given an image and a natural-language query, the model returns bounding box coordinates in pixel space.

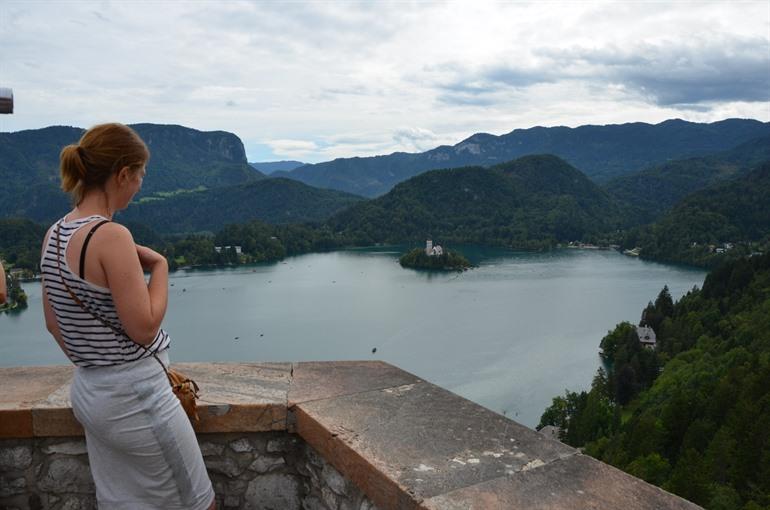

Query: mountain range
[3,120,769,248]
[273,119,770,197]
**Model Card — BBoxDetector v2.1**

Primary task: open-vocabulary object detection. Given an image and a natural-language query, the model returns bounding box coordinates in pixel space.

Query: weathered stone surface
[21,379,83,438]
[244,473,301,510]
[0,475,26,497]
[289,361,421,407]
[305,445,326,468]
[174,362,292,405]
[59,496,97,510]
[0,363,702,510]
[0,367,79,438]
[32,407,83,437]
[267,436,298,453]
[206,457,244,478]
[339,496,364,510]
[0,445,32,470]
[194,403,286,434]
[295,380,575,508]
[0,410,33,438]
[420,454,703,510]
[38,458,94,493]
[226,479,248,494]
[199,441,225,456]
[42,440,87,455]
[229,438,254,453]
[0,366,73,409]
[249,455,285,474]
[162,362,291,434]
[302,495,327,510]
[322,463,348,496]
[224,495,240,508]
[359,500,380,510]
[321,486,338,509]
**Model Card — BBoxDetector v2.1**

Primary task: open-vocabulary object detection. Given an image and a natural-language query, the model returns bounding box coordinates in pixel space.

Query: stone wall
[0,361,702,509]
[0,433,378,510]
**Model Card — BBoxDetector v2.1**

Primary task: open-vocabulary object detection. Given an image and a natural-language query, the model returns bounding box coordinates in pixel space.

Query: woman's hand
[136,245,167,271]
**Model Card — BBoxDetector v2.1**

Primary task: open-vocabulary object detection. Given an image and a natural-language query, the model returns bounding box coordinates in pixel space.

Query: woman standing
[40,123,215,509]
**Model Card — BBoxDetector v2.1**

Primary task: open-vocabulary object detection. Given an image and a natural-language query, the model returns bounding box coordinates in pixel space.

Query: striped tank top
[41,215,170,367]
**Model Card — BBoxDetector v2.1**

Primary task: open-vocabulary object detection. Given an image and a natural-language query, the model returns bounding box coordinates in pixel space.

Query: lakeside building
[637,326,657,350]
[215,245,242,255]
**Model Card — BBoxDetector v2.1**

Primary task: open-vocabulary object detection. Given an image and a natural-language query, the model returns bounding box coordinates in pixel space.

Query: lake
[0,246,705,428]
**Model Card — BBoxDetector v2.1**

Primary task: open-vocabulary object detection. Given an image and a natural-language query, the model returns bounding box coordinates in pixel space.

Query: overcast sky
[1,1,769,163]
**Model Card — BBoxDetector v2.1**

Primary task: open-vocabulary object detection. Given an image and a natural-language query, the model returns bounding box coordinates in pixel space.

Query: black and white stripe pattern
[41,216,170,367]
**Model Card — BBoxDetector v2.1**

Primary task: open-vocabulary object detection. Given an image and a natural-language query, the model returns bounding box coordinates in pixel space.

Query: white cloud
[265,139,320,160]
[392,127,442,152]
[1,0,768,163]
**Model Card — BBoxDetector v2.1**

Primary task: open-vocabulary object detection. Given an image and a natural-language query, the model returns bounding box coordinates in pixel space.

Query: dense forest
[603,136,770,224]
[621,162,770,267]
[328,155,624,249]
[119,177,364,234]
[539,252,770,509]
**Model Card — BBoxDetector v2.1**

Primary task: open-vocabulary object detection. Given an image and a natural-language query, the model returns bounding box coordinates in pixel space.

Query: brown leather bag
[54,220,201,422]
[167,368,201,421]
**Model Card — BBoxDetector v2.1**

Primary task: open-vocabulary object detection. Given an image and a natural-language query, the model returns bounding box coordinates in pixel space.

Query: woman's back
[41,215,170,367]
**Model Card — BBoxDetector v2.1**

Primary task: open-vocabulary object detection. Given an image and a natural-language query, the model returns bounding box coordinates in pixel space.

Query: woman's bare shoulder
[95,222,135,244]
[89,222,138,264]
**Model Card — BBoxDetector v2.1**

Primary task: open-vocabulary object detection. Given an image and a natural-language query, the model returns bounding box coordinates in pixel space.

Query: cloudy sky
[1,1,769,163]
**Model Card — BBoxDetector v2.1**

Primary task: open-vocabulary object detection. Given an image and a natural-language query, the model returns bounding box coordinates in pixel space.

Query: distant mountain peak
[277,118,770,197]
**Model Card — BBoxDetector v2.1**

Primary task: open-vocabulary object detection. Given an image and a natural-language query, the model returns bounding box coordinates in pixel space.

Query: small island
[399,240,472,271]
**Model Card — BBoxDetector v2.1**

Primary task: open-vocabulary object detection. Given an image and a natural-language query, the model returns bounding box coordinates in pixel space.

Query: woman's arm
[96,223,168,346]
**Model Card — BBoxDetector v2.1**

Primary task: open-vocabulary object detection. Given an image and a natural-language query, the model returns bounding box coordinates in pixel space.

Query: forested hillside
[119,178,364,234]
[540,252,770,509]
[276,119,770,196]
[0,218,48,270]
[328,155,624,248]
[604,136,770,224]
[622,162,770,267]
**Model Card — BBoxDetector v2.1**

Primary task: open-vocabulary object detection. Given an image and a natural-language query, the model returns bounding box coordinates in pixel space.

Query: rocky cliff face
[132,124,249,164]
[0,124,264,223]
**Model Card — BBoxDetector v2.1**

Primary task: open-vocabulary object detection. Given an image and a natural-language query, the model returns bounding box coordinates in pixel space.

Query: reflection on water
[1,247,705,428]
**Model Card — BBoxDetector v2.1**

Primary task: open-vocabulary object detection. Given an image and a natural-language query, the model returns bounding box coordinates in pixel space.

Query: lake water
[1,247,705,428]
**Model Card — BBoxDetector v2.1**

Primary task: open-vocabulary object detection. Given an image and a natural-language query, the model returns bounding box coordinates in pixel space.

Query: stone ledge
[0,361,702,509]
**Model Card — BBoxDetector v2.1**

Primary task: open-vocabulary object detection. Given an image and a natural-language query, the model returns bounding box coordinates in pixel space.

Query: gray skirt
[71,350,214,509]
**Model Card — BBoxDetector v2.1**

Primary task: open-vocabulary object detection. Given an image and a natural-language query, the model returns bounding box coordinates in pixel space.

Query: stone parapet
[0,361,701,509]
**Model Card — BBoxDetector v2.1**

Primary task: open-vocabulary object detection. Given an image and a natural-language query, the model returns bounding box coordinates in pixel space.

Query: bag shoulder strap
[53,222,170,377]
[79,219,110,279]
